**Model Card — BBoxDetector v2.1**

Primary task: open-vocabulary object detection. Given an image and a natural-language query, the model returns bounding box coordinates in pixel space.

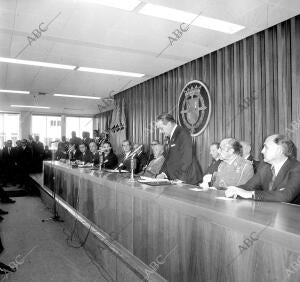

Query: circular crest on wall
[178,80,211,137]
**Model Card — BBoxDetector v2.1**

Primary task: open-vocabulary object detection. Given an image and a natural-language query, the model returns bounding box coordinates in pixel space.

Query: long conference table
[42,161,300,282]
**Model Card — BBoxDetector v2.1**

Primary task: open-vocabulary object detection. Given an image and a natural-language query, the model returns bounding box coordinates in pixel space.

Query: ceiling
[0,0,299,115]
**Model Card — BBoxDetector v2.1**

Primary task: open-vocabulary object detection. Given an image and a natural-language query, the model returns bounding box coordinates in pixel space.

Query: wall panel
[96,15,300,171]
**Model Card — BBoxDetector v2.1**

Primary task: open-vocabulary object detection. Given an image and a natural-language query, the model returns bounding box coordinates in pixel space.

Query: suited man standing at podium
[156,113,203,185]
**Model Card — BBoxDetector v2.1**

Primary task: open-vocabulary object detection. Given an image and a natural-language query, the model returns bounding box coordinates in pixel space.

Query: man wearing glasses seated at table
[141,144,165,177]
[225,134,300,204]
[201,138,253,189]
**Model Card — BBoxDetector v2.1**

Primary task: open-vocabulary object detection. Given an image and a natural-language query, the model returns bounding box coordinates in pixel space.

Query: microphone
[129,145,143,158]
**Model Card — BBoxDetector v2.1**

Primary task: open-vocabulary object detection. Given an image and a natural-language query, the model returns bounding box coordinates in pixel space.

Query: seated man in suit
[68,143,81,161]
[142,144,165,177]
[199,142,222,188]
[206,142,222,175]
[133,144,148,173]
[89,141,100,166]
[117,140,139,173]
[101,141,118,169]
[147,139,159,164]
[211,138,254,189]
[155,113,203,185]
[78,143,93,164]
[225,134,300,204]
[240,141,260,173]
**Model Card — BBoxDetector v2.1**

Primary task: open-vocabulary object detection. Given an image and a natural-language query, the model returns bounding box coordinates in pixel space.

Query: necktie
[268,166,276,191]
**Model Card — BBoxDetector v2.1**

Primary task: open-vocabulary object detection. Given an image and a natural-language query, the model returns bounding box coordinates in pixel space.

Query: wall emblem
[178,80,212,136]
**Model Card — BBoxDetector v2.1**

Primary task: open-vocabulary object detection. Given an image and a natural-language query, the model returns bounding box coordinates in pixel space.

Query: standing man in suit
[156,113,203,185]
[18,139,32,190]
[1,140,16,186]
[225,134,300,204]
[32,135,44,172]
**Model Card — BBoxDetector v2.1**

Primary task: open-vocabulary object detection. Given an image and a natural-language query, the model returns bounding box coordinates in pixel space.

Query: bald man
[226,134,300,204]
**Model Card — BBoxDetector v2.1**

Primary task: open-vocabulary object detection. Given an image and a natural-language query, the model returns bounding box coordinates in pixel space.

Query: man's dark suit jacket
[102,152,118,169]
[246,155,260,174]
[117,152,140,174]
[79,151,93,163]
[240,158,300,204]
[159,125,203,185]
[205,159,222,175]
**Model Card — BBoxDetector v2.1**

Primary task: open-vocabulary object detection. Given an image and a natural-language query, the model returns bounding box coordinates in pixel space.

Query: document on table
[138,176,170,183]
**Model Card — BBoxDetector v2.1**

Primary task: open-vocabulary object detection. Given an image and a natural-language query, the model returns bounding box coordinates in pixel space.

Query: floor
[0,196,108,282]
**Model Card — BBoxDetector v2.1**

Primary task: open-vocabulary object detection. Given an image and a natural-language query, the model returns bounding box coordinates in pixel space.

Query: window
[0,113,20,148]
[66,117,93,140]
[32,115,61,148]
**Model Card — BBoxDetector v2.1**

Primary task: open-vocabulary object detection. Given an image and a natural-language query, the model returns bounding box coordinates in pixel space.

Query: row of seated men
[55,130,109,160]
[201,135,300,204]
[57,137,164,176]
[57,127,300,205]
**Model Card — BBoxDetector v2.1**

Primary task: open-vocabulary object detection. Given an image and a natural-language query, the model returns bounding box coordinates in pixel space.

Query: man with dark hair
[211,138,254,188]
[1,140,17,186]
[69,131,81,150]
[56,136,69,160]
[155,113,203,185]
[225,134,300,204]
[32,135,44,172]
[78,143,93,164]
[240,141,260,173]
[206,142,222,175]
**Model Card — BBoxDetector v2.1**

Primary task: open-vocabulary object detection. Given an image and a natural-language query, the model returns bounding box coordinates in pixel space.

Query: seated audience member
[69,131,81,150]
[211,138,254,188]
[142,144,165,177]
[78,143,93,163]
[101,141,118,169]
[147,139,159,164]
[56,136,69,160]
[68,143,81,161]
[225,134,300,204]
[117,140,139,173]
[133,144,148,173]
[240,141,260,173]
[206,142,222,175]
[43,146,52,160]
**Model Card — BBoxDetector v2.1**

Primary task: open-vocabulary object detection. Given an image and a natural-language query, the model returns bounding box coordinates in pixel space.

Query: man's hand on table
[225,186,254,199]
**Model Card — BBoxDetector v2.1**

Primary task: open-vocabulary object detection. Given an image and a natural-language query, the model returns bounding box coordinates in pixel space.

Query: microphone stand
[42,142,63,222]
[128,153,138,183]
